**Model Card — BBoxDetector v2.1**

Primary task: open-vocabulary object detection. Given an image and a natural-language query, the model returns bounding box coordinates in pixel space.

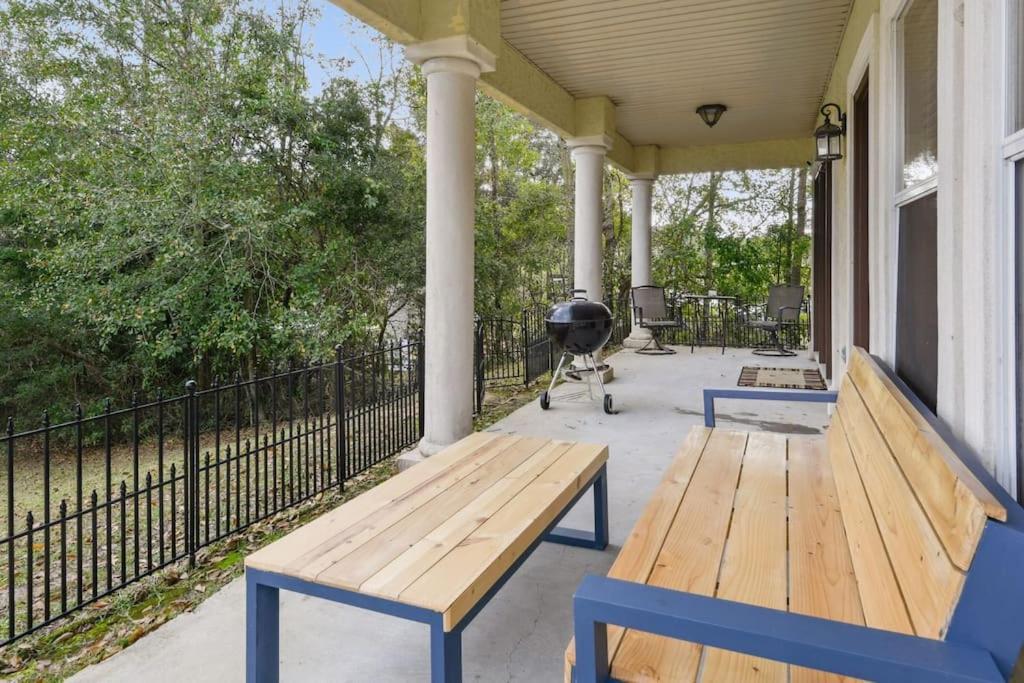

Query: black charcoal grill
[540,290,616,414]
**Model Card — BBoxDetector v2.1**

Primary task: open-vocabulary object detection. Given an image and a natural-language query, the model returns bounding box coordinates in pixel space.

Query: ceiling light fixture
[696,103,727,128]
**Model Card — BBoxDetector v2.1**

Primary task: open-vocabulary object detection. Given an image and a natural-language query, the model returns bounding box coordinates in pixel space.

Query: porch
[69,348,828,682]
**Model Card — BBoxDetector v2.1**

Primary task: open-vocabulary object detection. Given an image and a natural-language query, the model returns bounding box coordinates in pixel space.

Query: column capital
[567,135,613,154]
[405,35,496,74]
[627,174,656,183]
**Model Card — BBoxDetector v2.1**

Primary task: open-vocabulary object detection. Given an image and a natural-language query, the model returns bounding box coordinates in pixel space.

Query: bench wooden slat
[398,441,607,630]
[563,426,713,682]
[788,436,866,683]
[361,440,573,599]
[701,431,788,683]
[826,419,915,636]
[848,348,1001,570]
[611,429,748,682]
[836,382,965,639]
[245,431,501,575]
[315,437,562,590]
[287,435,544,581]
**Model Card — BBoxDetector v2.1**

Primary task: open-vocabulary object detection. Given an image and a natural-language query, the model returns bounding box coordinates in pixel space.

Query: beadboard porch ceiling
[500,0,854,148]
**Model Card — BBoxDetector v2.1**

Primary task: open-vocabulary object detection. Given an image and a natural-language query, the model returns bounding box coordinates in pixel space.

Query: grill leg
[582,353,595,400]
[589,354,608,398]
[547,353,568,394]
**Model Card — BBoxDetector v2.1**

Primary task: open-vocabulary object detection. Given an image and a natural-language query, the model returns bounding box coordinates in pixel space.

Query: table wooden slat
[362,440,574,599]
[246,433,607,634]
[315,437,556,590]
[399,440,607,630]
[245,431,500,575]
[288,435,535,581]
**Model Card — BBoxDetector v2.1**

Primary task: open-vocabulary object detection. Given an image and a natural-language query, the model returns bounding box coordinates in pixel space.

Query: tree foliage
[0,0,810,424]
[1,0,425,418]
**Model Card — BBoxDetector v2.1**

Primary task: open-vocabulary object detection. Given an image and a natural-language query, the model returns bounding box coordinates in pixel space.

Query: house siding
[821,0,1018,494]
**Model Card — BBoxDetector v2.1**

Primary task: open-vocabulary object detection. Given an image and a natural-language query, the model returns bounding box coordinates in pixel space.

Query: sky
[258,0,393,94]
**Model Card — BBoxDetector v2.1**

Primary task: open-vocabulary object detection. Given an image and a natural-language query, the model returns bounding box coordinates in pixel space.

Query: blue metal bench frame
[247,463,609,683]
[571,364,1024,682]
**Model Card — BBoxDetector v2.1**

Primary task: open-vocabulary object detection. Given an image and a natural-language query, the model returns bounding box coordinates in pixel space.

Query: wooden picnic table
[245,431,609,683]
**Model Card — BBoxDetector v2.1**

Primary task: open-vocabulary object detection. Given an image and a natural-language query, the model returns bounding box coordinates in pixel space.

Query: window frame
[892,0,939,205]
[1005,0,1024,501]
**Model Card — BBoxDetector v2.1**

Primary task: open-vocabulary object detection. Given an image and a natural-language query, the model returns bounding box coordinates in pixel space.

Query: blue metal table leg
[545,465,609,550]
[246,571,280,683]
[594,465,609,550]
[430,618,463,683]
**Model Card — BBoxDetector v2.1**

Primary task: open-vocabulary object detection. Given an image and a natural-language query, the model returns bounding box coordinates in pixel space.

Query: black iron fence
[605,295,811,351]
[1,298,809,646]
[0,341,422,646]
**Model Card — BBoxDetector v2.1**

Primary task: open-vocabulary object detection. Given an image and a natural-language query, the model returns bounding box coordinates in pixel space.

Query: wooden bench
[244,432,609,683]
[569,347,1024,682]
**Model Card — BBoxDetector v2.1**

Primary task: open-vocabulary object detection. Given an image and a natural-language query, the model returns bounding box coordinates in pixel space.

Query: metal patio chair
[631,286,685,355]
[748,284,805,356]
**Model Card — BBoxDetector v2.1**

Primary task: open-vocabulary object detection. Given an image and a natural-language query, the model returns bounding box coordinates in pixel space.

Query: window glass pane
[1013,0,1024,133]
[901,0,938,187]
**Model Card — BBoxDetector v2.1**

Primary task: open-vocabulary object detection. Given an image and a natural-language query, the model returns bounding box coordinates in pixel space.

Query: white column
[625,176,655,347]
[417,56,480,457]
[570,142,610,368]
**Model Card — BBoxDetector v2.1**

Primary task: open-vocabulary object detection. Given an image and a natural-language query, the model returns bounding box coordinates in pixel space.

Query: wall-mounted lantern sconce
[814,102,847,161]
[696,103,727,128]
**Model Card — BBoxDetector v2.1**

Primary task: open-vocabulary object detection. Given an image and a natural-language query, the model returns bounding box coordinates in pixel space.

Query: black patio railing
[1,297,808,646]
[0,341,422,646]
[604,295,811,351]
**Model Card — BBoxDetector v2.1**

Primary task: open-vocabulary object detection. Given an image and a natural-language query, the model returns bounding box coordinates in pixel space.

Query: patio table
[244,431,609,682]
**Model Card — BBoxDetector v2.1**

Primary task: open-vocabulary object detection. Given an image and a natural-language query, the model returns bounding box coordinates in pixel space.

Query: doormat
[738,366,827,390]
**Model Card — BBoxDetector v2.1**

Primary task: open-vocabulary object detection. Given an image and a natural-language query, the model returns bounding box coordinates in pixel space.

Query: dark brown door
[812,163,833,378]
[852,78,871,350]
[896,192,938,413]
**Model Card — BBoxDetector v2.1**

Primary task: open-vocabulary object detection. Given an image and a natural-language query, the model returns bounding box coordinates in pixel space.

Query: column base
[396,436,449,471]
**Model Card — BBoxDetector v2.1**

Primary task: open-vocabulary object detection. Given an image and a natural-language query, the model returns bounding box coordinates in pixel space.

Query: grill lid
[544,290,612,325]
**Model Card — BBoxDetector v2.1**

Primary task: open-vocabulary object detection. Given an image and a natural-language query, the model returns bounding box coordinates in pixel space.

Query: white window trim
[1005,0,1023,498]
[894,175,938,207]
[891,0,939,199]
[1006,128,1024,161]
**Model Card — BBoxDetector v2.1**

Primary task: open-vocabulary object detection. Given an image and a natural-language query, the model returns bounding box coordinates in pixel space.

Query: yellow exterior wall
[820,0,880,126]
[331,0,420,43]
[660,139,813,175]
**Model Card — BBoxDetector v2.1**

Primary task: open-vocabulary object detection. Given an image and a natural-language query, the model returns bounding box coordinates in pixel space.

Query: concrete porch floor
[70,347,829,683]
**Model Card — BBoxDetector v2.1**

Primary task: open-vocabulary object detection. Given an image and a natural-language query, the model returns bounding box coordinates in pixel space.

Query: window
[899,0,938,188]
[893,0,939,411]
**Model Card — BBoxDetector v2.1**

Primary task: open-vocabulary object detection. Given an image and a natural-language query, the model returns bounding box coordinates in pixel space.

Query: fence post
[521,308,529,388]
[417,335,426,438]
[474,321,485,412]
[184,380,197,569]
[334,345,346,492]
